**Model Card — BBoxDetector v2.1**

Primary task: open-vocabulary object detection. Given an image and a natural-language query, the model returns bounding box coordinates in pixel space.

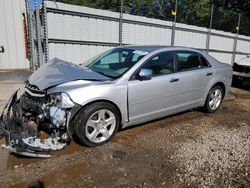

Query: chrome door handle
[169,78,179,83]
[206,72,213,76]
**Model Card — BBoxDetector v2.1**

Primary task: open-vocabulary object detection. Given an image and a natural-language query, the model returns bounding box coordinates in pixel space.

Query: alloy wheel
[209,88,222,111]
[85,109,116,143]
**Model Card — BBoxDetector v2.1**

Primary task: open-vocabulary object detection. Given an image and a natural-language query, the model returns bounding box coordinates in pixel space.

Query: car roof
[118,45,222,67]
[119,45,203,53]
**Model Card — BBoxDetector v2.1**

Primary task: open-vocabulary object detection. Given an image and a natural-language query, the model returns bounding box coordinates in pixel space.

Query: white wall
[48,43,112,63]
[47,13,119,43]
[122,14,172,45]
[0,0,29,70]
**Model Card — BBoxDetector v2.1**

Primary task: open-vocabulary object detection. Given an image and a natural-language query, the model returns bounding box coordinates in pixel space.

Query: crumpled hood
[28,58,109,90]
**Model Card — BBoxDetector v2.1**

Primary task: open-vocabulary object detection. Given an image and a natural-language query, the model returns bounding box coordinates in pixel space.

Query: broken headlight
[50,92,75,108]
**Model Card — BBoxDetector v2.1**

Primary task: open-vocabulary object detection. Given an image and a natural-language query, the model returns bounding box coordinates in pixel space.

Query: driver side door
[128,51,182,124]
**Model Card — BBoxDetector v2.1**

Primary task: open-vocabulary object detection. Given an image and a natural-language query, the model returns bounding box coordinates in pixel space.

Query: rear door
[175,51,214,108]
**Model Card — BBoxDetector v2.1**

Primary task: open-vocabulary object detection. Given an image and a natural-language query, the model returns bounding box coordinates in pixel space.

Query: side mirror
[137,68,153,81]
[247,54,250,58]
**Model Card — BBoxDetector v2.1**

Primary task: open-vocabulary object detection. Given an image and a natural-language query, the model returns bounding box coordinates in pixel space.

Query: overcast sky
[29,0,43,10]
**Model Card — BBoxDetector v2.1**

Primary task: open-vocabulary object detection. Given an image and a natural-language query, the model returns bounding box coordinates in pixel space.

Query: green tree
[54,0,250,36]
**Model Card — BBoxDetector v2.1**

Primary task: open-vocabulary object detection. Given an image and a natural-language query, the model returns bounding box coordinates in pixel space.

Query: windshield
[82,48,148,79]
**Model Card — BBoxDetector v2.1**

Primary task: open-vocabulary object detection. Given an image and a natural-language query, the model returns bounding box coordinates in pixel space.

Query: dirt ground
[0,77,249,187]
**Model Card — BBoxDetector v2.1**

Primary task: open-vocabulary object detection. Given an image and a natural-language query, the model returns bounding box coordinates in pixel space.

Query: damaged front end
[0,83,76,158]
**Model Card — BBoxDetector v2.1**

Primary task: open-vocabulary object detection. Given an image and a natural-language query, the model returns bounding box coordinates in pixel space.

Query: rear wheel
[204,86,223,113]
[74,102,120,147]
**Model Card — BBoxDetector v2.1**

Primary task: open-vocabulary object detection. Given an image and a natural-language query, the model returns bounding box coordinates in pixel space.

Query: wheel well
[70,100,123,129]
[212,82,226,98]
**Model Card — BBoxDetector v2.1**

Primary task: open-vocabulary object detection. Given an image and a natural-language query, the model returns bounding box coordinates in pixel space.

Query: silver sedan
[0,46,233,156]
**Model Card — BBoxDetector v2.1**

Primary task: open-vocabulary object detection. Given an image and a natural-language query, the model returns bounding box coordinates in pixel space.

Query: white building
[0,0,29,70]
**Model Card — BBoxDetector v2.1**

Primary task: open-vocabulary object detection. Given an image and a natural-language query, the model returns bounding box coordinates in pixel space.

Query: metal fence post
[31,14,37,70]
[43,2,49,64]
[27,0,38,70]
[206,3,214,52]
[171,0,178,46]
[25,0,34,70]
[119,0,123,46]
[35,7,43,68]
[231,13,241,66]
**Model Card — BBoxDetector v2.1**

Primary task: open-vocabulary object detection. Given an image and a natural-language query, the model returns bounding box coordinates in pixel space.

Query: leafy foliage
[55,0,250,36]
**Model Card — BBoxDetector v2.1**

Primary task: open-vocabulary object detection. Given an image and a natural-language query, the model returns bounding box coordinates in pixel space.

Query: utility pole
[206,3,214,52]
[171,0,178,46]
[231,13,241,66]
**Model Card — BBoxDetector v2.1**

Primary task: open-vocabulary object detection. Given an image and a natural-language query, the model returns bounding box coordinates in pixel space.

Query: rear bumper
[233,71,250,79]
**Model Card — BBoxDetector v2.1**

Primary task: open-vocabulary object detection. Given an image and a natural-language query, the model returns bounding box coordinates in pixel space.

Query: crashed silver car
[0,46,232,157]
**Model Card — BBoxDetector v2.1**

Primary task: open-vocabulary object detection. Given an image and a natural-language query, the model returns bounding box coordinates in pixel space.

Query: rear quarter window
[177,51,211,71]
[200,55,211,67]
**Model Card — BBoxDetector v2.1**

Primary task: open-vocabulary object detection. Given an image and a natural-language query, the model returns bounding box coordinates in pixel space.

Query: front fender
[66,84,128,124]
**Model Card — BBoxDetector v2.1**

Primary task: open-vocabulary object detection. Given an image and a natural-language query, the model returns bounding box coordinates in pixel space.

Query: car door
[175,51,214,108]
[128,51,182,124]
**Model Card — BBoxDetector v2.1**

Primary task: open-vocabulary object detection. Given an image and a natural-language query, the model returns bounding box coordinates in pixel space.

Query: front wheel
[74,102,120,147]
[204,86,224,113]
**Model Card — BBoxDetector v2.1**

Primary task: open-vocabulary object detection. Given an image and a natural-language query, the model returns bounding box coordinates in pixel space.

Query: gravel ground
[0,82,249,187]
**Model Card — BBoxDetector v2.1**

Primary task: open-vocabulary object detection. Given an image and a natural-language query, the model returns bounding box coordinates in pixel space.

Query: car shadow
[231,80,250,92]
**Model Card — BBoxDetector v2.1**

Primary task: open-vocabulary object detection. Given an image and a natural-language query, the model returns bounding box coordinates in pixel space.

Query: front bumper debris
[0,89,69,158]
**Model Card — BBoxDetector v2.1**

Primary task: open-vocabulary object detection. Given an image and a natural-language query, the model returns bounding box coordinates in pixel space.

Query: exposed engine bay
[0,87,73,158]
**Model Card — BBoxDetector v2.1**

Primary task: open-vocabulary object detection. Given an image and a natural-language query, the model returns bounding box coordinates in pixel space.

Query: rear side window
[177,52,210,71]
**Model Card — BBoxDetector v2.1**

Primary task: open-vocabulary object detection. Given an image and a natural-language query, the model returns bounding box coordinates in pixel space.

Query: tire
[74,102,120,147]
[204,85,224,113]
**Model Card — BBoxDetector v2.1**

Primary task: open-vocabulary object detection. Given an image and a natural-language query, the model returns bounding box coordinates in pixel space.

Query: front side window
[141,52,175,77]
[83,48,148,79]
[177,51,210,71]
